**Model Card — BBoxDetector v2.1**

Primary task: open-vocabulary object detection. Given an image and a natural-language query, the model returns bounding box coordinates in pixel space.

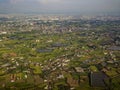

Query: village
[0,15,120,90]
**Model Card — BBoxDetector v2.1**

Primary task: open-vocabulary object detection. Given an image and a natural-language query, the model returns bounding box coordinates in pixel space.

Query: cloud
[9,0,61,4]
[37,0,61,4]
[0,0,120,14]
[10,0,25,4]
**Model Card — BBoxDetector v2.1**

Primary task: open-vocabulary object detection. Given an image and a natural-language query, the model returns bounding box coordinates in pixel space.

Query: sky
[0,0,120,14]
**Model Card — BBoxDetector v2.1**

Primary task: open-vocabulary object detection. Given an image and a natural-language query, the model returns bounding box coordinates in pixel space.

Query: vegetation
[0,15,120,90]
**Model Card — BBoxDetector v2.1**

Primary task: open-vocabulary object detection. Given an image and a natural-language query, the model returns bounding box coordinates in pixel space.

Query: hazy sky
[0,0,120,14]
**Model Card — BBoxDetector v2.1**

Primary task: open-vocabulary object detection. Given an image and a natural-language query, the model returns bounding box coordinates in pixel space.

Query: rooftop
[90,72,108,87]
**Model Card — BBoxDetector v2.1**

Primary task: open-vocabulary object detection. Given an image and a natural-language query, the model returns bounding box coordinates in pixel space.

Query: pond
[51,43,67,47]
[108,46,120,51]
[37,49,53,53]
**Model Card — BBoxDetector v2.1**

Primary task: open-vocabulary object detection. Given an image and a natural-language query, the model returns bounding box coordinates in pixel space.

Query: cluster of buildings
[0,15,120,89]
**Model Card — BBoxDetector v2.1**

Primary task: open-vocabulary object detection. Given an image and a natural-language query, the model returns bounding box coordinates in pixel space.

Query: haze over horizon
[0,0,120,15]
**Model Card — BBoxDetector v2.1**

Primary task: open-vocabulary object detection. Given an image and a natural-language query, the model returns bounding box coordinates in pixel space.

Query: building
[90,72,108,87]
